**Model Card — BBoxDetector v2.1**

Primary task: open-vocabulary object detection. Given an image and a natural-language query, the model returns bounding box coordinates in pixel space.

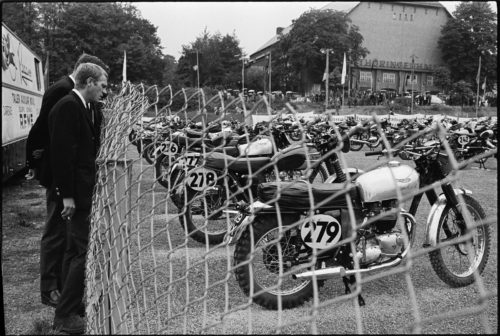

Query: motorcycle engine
[354,200,405,265]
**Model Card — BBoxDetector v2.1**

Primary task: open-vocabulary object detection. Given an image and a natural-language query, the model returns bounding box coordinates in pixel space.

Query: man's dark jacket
[26,76,102,188]
[48,91,100,210]
[26,76,74,187]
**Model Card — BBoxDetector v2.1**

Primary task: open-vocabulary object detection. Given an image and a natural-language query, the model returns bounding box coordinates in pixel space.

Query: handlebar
[365,150,385,156]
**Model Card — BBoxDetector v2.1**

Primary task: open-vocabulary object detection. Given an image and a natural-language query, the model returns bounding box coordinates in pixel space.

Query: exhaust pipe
[292,249,408,280]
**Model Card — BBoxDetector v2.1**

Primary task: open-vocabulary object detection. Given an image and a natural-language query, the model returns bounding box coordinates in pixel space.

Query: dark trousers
[40,188,66,293]
[55,208,90,317]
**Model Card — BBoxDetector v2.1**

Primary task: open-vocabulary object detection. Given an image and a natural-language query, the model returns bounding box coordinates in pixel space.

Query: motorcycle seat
[204,151,271,173]
[258,181,357,209]
[186,128,204,138]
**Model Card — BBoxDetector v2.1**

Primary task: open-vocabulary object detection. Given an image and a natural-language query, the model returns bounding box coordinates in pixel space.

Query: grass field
[2,141,497,334]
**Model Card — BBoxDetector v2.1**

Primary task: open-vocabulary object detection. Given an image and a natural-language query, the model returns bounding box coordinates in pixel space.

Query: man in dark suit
[48,62,108,334]
[25,54,108,310]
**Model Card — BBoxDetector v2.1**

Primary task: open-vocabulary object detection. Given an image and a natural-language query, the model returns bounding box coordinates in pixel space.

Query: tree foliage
[432,66,453,93]
[438,2,497,86]
[278,9,368,92]
[175,29,243,89]
[1,2,175,86]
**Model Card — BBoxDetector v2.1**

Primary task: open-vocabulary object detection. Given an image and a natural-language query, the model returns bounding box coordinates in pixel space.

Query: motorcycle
[447,122,497,169]
[349,120,382,151]
[228,138,491,309]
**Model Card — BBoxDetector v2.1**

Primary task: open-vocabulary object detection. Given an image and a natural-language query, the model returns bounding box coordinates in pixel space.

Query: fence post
[96,158,133,334]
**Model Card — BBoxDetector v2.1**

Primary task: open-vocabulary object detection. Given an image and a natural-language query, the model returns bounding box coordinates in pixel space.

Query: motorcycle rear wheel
[234,215,325,309]
[428,195,490,287]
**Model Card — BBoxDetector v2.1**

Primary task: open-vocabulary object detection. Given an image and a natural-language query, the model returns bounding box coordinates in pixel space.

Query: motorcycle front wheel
[429,195,491,287]
[234,215,325,310]
[179,175,239,245]
[142,140,156,164]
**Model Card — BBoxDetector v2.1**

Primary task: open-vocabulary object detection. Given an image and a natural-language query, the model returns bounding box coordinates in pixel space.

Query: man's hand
[25,169,35,180]
[61,198,76,220]
[32,149,44,159]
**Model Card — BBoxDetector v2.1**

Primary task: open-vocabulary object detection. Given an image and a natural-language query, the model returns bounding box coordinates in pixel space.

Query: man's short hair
[74,63,107,89]
[73,53,109,73]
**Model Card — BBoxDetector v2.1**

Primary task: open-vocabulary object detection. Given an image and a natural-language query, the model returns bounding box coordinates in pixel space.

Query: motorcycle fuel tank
[355,162,419,203]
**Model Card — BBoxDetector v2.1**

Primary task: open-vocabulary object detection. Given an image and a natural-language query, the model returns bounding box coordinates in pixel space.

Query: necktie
[87,103,94,125]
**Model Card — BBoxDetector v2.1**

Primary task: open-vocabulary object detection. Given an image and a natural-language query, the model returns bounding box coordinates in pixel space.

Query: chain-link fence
[85,83,497,334]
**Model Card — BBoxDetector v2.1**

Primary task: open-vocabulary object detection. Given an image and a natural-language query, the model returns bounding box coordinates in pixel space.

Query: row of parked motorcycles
[128,113,494,310]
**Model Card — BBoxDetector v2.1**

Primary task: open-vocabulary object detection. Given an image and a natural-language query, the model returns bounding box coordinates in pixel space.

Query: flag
[476,55,481,85]
[322,72,328,82]
[482,76,486,91]
[341,52,347,85]
[43,52,49,89]
[122,50,127,83]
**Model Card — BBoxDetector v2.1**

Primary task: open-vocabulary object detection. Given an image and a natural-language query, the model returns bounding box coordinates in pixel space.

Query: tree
[450,80,474,107]
[278,9,368,93]
[438,2,497,86]
[2,2,168,85]
[432,66,452,93]
[175,29,243,89]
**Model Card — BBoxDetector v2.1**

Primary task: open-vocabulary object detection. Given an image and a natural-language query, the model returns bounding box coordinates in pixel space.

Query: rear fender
[424,188,472,247]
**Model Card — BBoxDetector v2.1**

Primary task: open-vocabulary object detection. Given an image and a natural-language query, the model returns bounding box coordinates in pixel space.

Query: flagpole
[475,55,481,118]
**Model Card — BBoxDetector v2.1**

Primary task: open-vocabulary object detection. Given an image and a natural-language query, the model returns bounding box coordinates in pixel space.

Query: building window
[426,76,434,87]
[406,75,418,85]
[360,71,372,82]
[405,13,408,21]
[410,14,413,21]
[383,73,396,84]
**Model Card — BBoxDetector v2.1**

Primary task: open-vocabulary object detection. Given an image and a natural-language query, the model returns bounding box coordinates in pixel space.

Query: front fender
[424,188,472,247]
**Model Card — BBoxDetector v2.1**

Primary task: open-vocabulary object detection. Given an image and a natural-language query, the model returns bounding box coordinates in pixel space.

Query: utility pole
[235,53,247,96]
[268,52,272,103]
[410,54,418,115]
[321,48,333,112]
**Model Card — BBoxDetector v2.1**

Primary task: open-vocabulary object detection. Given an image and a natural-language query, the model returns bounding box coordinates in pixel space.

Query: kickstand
[342,275,366,307]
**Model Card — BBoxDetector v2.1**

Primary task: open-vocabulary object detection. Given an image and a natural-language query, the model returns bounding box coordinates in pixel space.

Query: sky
[132,1,497,59]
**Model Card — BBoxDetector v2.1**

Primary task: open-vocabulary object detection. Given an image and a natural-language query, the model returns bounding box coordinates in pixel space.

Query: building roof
[250,1,453,58]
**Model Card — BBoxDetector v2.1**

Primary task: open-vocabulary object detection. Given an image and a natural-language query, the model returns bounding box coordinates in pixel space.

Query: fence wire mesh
[85,83,497,334]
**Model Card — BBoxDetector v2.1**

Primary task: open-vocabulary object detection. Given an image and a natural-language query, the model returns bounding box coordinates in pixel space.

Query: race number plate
[185,167,218,191]
[155,141,180,156]
[183,152,201,167]
[300,215,341,249]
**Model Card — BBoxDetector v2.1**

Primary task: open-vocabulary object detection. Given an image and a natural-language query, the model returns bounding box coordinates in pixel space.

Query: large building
[249,1,453,96]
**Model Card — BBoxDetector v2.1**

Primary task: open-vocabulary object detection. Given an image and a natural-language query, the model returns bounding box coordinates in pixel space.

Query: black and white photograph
[1,1,497,334]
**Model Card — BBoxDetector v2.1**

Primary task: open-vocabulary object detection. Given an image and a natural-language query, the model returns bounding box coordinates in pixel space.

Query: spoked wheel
[429,195,490,287]
[234,215,325,310]
[349,133,365,151]
[179,179,235,245]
